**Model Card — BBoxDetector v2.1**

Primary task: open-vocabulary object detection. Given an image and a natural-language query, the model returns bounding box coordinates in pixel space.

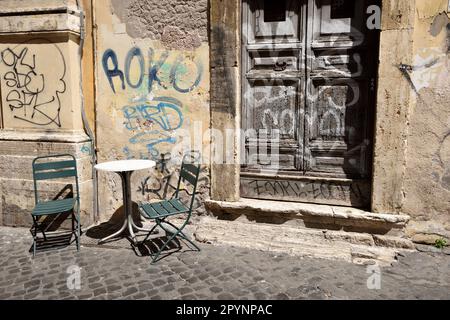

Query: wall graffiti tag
[241,177,370,207]
[100,45,207,206]
[137,152,209,210]
[102,47,203,94]
[122,97,184,159]
[0,40,67,127]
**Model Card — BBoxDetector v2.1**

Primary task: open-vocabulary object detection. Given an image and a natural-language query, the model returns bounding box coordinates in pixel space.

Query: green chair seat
[32,198,76,216]
[140,199,189,220]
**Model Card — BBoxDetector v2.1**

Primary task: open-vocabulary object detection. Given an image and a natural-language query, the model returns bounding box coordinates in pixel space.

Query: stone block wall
[402,0,450,243]
[0,136,93,227]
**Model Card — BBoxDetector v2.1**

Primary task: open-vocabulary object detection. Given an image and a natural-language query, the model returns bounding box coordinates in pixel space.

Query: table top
[95,160,156,173]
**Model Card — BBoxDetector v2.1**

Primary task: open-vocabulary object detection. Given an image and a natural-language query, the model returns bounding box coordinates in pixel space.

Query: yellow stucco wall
[93,0,210,221]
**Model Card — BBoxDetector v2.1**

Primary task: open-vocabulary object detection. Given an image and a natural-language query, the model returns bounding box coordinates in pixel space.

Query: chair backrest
[175,158,201,212]
[32,154,79,204]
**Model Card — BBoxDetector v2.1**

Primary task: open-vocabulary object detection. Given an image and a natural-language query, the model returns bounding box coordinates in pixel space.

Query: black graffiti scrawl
[0,39,67,127]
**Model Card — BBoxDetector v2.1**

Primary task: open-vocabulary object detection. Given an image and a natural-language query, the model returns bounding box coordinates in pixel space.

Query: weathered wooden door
[241,0,379,208]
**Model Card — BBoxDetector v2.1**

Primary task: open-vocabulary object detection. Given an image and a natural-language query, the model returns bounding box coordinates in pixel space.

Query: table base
[98,171,155,245]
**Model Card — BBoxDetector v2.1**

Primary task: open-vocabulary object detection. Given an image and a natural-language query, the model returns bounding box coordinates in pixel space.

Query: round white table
[95,160,156,244]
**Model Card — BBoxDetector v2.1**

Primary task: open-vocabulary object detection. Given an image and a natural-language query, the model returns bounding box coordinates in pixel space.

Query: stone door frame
[209,0,416,214]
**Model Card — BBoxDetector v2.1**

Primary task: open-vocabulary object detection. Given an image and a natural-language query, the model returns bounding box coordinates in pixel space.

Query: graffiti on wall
[101,45,206,205]
[102,47,203,94]
[137,152,209,210]
[0,40,67,127]
[122,96,184,159]
[101,46,204,160]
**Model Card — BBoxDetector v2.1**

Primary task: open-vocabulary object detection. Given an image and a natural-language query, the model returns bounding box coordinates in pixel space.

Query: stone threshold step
[194,217,415,267]
[205,198,410,231]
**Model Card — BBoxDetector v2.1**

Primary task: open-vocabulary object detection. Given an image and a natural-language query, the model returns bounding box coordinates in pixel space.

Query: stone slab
[205,198,411,228]
[194,217,415,267]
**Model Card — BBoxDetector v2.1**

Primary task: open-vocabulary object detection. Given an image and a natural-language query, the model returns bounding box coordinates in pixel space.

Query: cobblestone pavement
[0,226,449,300]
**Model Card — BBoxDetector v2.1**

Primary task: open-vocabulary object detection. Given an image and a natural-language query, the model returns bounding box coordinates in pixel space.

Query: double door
[241,0,379,207]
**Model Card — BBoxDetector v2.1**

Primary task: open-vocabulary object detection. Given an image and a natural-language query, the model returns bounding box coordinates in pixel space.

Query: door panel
[249,0,302,43]
[306,79,370,177]
[311,49,368,78]
[248,49,301,78]
[312,0,365,41]
[245,79,301,171]
[250,81,298,138]
[241,0,378,208]
[305,0,375,180]
[242,0,306,173]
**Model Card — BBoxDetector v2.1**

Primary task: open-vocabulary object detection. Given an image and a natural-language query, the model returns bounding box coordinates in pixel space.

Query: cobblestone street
[0,226,449,300]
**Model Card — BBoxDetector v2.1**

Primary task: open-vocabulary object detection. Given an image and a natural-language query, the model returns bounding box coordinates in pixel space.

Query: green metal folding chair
[138,158,201,263]
[30,154,81,257]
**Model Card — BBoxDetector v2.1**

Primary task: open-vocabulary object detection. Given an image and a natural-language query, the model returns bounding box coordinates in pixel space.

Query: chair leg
[155,218,180,247]
[142,222,160,244]
[30,218,39,258]
[72,212,76,244]
[75,208,81,251]
[77,225,81,251]
[33,216,47,241]
[162,220,200,251]
[149,218,200,263]
[151,230,180,264]
[178,234,201,251]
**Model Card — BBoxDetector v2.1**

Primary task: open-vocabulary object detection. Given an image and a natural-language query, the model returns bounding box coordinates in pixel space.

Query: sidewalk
[0,226,449,300]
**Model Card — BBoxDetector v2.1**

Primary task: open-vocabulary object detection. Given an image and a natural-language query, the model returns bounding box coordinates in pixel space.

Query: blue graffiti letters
[148,48,169,91]
[102,47,202,94]
[102,49,125,94]
[125,47,145,89]
[123,101,183,132]
[170,55,203,93]
[123,97,184,159]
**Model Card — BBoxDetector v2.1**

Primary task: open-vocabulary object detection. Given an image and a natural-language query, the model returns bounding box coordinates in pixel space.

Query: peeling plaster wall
[94,0,210,222]
[110,0,208,49]
[402,0,450,244]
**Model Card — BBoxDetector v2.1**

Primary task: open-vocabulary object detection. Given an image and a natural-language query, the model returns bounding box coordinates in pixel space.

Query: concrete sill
[205,198,411,228]
[0,130,91,143]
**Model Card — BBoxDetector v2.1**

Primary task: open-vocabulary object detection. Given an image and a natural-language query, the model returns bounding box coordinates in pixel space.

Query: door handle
[274,61,287,71]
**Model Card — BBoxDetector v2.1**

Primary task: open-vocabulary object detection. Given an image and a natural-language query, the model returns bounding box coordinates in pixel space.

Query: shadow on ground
[85,202,144,240]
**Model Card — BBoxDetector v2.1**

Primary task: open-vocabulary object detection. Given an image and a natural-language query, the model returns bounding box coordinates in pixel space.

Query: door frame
[209,0,416,213]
